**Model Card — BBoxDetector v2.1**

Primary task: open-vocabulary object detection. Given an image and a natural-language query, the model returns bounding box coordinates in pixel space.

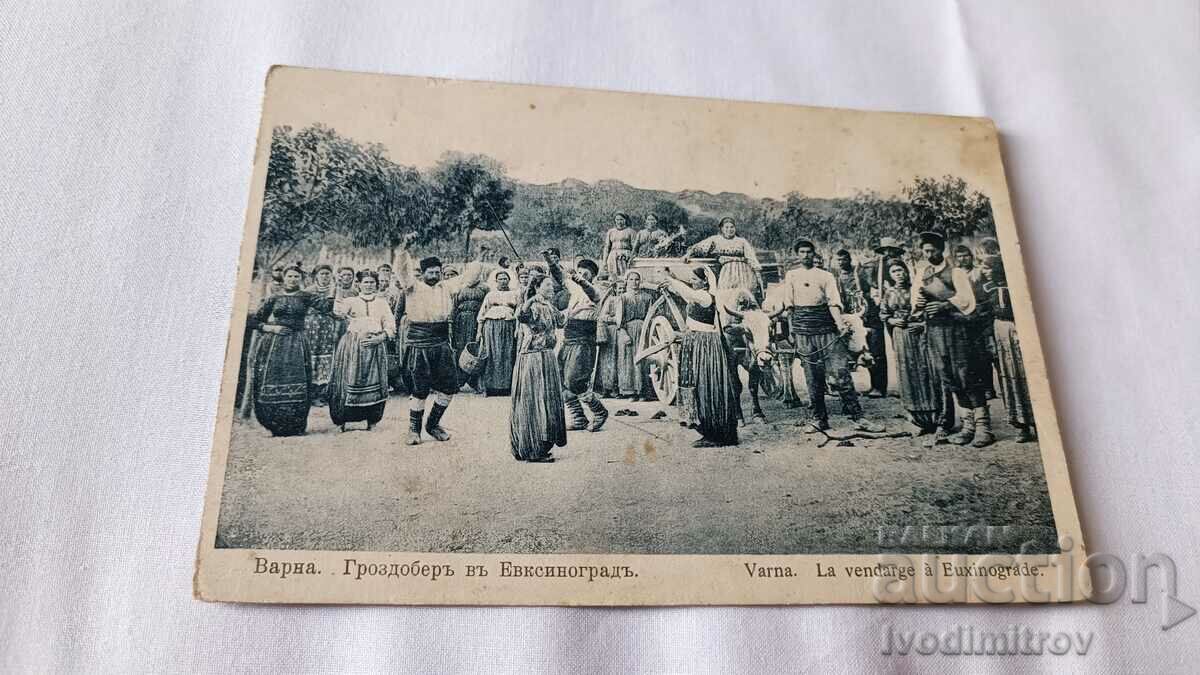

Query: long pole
[483,201,522,259]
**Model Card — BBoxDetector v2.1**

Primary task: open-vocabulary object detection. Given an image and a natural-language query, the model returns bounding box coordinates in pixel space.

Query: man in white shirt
[395,247,488,445]
[550,256,608,432]
[780,239,884,434]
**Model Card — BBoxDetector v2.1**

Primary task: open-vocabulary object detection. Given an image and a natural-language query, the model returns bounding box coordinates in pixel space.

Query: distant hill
[504,177,840,257]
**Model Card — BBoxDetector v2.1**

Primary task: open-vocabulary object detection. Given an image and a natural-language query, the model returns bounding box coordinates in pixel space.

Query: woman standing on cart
[659,266,741,447]
[685,217,763,302]
[601,212,638,280]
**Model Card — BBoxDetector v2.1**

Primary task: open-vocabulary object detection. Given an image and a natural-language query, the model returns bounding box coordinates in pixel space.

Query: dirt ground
[215,385,1058,555]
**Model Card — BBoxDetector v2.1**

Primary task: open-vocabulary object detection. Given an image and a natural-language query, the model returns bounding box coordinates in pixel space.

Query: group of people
[876,232,1037,447]
[240,210,1036,463]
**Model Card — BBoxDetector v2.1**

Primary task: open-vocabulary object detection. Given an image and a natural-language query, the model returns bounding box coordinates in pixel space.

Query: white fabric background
[1,1,1197,672]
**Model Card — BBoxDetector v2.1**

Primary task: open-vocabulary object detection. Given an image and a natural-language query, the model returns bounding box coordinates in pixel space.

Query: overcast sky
[261,67,1006,202]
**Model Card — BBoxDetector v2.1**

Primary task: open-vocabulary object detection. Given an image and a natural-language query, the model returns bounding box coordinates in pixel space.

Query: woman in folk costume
[247,265,335,436]
[618,270,657,400]
[878,258,944,436]
[602,212,638,280]
[592,277,623,398]
[451,266,489,392]
[509,273,568,462]
[376,263,404,393]
[304,264,340,405]
[475,268,520,396]
[658,266,741,447]
[686,217,763,302]
[980,254,1036,442]
[326,270,397,431]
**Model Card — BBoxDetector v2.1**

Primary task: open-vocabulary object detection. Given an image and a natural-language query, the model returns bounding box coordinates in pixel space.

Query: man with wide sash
[781,239,884,434]
[549,255,608,432]
[916,231,993,447]
[395,246,488,445]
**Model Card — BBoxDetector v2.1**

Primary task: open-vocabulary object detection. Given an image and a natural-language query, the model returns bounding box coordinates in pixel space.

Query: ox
[790,313,874,404]
[753,285,877,409]
[719,289,779,423]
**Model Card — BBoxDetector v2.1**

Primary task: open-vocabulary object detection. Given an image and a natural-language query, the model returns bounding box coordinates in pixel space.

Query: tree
[901,175,996,242]
[824,190,913,251]
[428,153,515,258]
[257,124,364,270]
[338,142,436,264]
[649,199,690,229]
[761,192,824,251]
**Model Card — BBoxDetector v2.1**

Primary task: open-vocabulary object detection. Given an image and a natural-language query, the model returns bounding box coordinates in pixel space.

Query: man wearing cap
[782,240,884,433]
[870,237,908,395]
[394,246,489,445]
[548,255,609,432]
[833,247,889,398]
[916,231,993,447]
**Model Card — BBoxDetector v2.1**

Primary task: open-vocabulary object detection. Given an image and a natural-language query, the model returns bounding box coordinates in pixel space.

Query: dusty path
[216,392,1057,554]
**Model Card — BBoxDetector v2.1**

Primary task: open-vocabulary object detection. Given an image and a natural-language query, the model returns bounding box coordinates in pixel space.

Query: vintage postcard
[195,66,1087,605]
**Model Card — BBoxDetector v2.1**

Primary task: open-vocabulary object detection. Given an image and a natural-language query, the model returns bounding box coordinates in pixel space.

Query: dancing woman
[509,274,568,462]
[659,266,741,447]
[327,270,396,431]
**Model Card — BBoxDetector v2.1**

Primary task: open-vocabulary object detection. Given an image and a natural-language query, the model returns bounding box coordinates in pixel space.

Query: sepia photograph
[195,67,1084,605]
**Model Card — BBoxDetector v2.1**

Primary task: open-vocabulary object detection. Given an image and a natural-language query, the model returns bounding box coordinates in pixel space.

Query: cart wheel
[644,315,679,405]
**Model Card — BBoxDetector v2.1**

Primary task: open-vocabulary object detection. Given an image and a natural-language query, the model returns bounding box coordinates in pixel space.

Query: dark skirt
[253,330,312,436]
[558,342,597,395]
[305,312,341,386]
[994,320,1034,428]
[593,323,619,394]
[893,325,944,428]
[480,319,517,394]
[682,330,740,445]
[510,349,567,460]
[328,331,389,426]
[926,321,987,409]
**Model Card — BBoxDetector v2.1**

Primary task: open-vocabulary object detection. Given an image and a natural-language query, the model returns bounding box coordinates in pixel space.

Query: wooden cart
[629,254,790,405]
